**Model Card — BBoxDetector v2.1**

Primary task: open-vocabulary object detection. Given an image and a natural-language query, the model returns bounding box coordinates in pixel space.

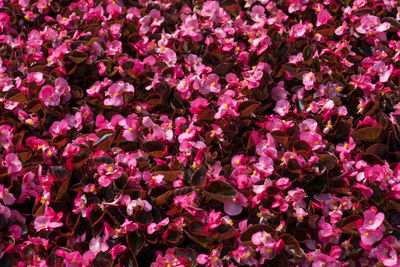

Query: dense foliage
[0,0,400,266]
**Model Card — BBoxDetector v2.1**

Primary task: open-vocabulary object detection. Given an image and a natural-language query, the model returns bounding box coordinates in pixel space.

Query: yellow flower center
[71,259,77,264]
[129,127,133,131]
[313,141,319,145]
[213,257,219,262]
[190,26,194,30]
[223,104,228,108]
[266,248,273,253]
[365,232,370,236]
[108,167,113,172]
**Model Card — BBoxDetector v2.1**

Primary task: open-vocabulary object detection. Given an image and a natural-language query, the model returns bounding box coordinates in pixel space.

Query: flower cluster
[0,0,400,266]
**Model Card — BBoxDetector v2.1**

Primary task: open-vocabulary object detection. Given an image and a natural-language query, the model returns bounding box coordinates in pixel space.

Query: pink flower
[143,172,165,186]
[303,72,316,90]
[34,214,63,232]
[253,156,274,176]
[26,72,44,85]
[274,99,290,116]
[147,217,169,234]
[362,209,384,230]
[5,153,22,176]
[97,164,123,187]
[298,119,318,132]
[39,85,60,106]
[335,21,348,35]
[336,137,356,154]
[232,245,257,266]
[119,115,138,141]
[392,183,400,199]
[49,119,71,136]
[359,227,384,246]
[56,250,83,267]
[182,14,202,42]
[376,241,398,266]
[0,124,13,150]
[290,23,308,38]
[190,97,209,114]
[109,244,126,260]
[0,185,16,205]
[316,5,332,27]
[89,236,109,255]
[249,5,266,23]
[223,192,247,216]
[251,231,277,261]
[288,0,309,13]
[299,131,325,150]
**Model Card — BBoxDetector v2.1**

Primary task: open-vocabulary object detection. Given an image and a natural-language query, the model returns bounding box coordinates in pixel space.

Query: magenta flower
[359,227,384,246]
[97,164,123,187]
[335,21,348,35]
[362,209,385,230]
[303,72,316,90]
[0,185,16,205]
[49,119,71,136]
[181,14,202,42]
[5,153,22,176]
[315,5,332,27]
[109,244,126,260]
[119,114,138,141]
[253,156,274,176]
[376,241,398,266]
[299,131,325,150]
[147,217,169,234]
[26,72,44,85]
[274,99,290,116]
[34,214,63,232]
[223,192,248,216]
[39,85,60,106]
[288,0,309,13]
[232,245,257,266]
[336,137,356,154]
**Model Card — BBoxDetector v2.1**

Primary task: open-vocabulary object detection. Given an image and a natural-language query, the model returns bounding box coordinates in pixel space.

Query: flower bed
[0,0,400,266]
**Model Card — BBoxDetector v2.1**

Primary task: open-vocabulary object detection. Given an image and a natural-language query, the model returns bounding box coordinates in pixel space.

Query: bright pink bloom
[303,72,316,90]
[5,153,22,176]
[274,99,290,116]
[34,213,63,232]
[39,85,60,106]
